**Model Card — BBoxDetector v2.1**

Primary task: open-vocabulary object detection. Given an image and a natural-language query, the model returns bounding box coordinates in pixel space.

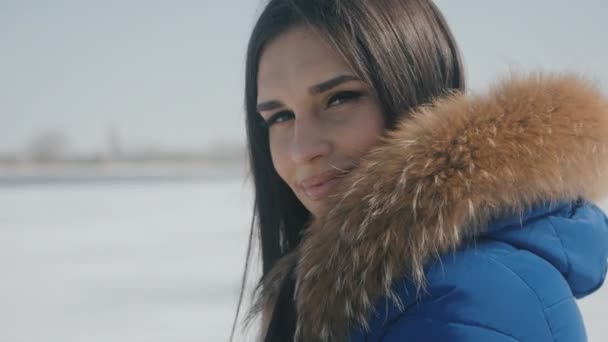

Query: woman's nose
[289,118,331,164]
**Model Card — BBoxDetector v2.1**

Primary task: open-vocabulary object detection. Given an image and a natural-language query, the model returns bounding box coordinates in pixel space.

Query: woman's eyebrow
[309,74,359,94]
[257,100,283,112]
[256,74,360,112]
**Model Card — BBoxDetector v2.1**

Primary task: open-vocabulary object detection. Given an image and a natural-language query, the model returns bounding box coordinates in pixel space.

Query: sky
[1,0,607,154]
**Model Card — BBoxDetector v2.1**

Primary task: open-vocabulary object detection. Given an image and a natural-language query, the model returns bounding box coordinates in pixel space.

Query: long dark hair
[231,0,465,340]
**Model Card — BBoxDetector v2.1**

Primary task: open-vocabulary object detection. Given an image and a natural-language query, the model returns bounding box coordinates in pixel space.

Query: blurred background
[1,0,607,341]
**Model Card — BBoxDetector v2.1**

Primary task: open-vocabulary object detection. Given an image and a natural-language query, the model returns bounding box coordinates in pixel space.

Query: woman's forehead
[257,26,351,96]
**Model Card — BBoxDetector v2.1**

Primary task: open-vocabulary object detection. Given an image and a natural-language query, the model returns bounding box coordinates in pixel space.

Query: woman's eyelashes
[327,90,362,107]
[266,110,294,126]
[265,91,363,127]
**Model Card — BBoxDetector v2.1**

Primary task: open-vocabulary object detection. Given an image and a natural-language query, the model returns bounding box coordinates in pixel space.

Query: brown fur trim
[251,73,608,341]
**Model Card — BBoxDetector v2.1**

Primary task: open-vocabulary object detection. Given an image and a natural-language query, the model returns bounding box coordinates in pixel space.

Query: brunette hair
[232,0,465,340]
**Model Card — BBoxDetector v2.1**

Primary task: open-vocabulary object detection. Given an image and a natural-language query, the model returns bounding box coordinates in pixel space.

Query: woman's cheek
[269,136,291,180]
[268,128,288,157]
[345,104,385,149]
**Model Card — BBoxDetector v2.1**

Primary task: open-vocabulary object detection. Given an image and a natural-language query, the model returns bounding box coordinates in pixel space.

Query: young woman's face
[257,25,385,217]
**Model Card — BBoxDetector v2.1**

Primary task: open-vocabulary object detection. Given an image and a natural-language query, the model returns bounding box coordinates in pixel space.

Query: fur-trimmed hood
[250,73,608,341]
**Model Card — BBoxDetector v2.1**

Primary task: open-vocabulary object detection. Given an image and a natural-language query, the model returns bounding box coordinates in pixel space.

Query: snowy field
[0,177,606,342]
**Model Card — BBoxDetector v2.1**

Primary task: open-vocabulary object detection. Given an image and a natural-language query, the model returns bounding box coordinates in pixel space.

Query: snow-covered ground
[0,177,606,342]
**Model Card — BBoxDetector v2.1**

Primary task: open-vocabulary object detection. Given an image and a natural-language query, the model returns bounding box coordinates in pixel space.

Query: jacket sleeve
[379,313,520,342]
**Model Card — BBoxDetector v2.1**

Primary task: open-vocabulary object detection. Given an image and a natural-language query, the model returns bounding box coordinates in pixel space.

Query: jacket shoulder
[358,241,587,342]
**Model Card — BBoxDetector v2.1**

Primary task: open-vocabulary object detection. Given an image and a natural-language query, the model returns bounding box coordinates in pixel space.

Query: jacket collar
[251,74,608,341]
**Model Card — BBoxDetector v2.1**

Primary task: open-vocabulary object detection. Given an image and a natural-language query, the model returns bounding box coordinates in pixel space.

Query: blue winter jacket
[349,199,608,341]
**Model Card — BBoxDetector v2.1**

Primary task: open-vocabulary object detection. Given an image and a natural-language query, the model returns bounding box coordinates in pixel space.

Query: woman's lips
[302,176,342,201]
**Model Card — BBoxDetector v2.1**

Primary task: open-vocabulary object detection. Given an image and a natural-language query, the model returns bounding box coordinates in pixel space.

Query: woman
[233,0,608,341]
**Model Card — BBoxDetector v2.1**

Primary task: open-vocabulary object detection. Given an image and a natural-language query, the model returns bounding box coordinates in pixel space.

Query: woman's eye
[266,110,294,126]
[327,91,362,107]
